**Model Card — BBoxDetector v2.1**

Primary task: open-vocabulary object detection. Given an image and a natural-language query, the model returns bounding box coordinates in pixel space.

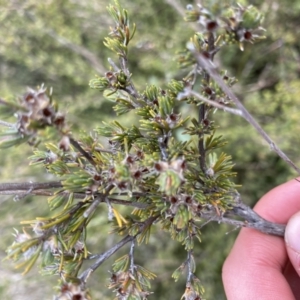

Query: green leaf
[204,133,227,152]
[89,76,110,91]
[156,169,182,196]
[173,205,190,229]
[48,193,68,211]
[113,98,135,115]
[172,263,185,282]
[112,254,129,272]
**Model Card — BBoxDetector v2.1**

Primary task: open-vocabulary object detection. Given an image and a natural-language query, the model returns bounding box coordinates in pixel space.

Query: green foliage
[0,0,299,299]
[1,0,239,296]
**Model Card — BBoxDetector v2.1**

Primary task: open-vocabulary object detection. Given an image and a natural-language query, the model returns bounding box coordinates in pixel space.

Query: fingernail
[285,212,300,252]
[285,212,300,275]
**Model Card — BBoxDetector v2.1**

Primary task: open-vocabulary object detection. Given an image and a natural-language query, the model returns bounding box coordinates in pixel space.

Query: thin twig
[0,190,53,197]
[186,250,193,283]
[79,215,158,282]
[106,198,149,208]
[197,32,215,173]
[83,185,114,218]
[158,135,169,161]
[94,146,114,154]
[118,54,140,102]
[108,57,120,72]
[69,138,97,168]
[0,182,149,208]
[189,90,243,116]
[228,202,286,236]
[198,102,206,172]
[108,58,141,107]
[129,240,135,273]
[195,53,300,175]
[0,120,15,128]
[0,181,286,236]
[0,181,62,191]
[79,234,134,282]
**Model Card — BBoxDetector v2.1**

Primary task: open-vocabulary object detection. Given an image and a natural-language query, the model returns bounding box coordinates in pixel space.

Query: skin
[222,178,300,300]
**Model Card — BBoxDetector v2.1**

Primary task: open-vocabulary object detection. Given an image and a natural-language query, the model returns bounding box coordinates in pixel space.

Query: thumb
[285,211,300,276]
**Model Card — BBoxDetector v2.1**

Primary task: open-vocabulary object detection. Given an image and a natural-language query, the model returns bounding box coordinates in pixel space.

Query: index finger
[222,178,300,300]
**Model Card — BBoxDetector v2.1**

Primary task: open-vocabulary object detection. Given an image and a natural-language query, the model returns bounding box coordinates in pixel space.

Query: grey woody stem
[200,201,285,237]
[195,53,300,175]
[69,138,97,167]
[0,181,62,191]
[79,234,134,282]
[0,181,286,236]
[189,90,243,116]
[0,119,15,128]
[79,216,158,282]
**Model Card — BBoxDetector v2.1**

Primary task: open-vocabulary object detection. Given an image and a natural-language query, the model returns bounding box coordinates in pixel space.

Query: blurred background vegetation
[0,0,300,299]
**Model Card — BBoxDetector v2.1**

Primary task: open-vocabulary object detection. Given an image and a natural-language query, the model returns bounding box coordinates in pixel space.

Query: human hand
[222,178,300,300]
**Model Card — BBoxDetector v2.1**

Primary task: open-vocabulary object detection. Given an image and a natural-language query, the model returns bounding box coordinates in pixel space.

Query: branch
[200,201,285,237]
[83,185,114,218]
[0,181,149,209]
[107,57,141,109]
[158,135,169,161]
[129,240,135,273]
[197,32,215,173]
[79,215,158,282]
[0,181,285,236]
[79,234,134,282]
[0,119,15,128]
[0,181,62,191]
[189,90,243,116]
[195,53,300,175]
[0,190,53,197]
[70,138,97,167]
[120,62,140,103]
[186,250,194,283]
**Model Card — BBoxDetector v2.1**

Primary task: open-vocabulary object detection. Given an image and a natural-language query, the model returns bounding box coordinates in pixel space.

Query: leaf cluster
[0,1,271,299]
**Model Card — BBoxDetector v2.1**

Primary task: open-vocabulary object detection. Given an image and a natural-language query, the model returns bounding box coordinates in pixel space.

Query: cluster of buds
[109,271,152,300]
[167,194,202,215]
[201,71,237,105]
[10,228,37,260]
[154,157,186,180]
[15,86,69,149]
[181,282,202,300]
[150,111,181,129]
[102,149,148,192]
[105,71,128,89]
[43,235,60,256]
[55,283,90,300]
[18,87,65,135]
[184,3,265,51]
[154,158,187,196]
[166,193,206,231]
[89,70,129,92]
[185,4,219,32]
[125,153,148,187]
[85,173,103,195]
[222,4,265,50]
